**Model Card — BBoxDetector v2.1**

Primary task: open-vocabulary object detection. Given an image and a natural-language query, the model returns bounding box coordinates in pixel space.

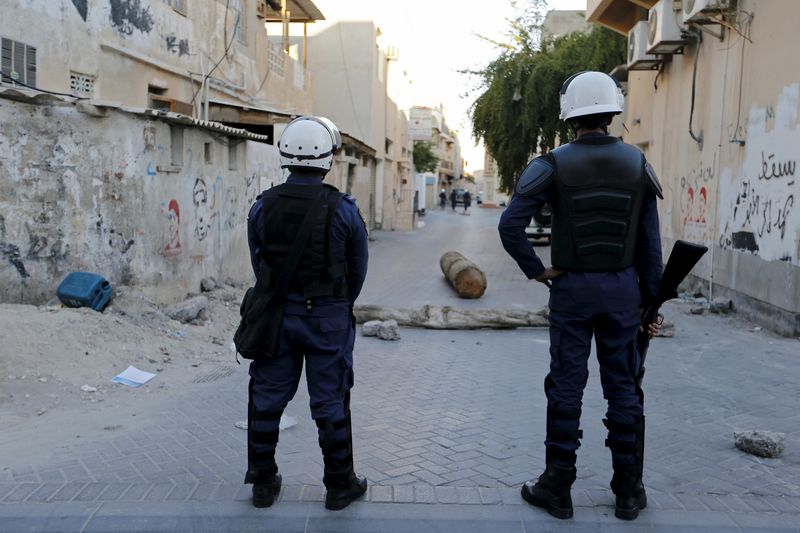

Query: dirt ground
[0,284,247,463]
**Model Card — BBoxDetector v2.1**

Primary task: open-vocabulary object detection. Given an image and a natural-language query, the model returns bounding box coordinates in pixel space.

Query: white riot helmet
[278,116,342,172]
[559,71,624,121]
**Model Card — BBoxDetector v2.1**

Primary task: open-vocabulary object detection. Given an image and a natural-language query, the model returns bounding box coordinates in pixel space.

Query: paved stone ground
[2,207,799,531]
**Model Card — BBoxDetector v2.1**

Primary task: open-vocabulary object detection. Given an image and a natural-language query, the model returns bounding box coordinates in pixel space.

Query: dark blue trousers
[245,310,354,484]
[545,307,642,465]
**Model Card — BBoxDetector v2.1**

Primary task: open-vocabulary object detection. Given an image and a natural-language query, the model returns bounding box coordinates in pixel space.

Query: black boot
[605,416,646,520]
[521,457,577,519]
[610,464,646,520]
[325,473,368,511]
[244,380,284,508]
[317,411,367,511]
[252,474,282,508]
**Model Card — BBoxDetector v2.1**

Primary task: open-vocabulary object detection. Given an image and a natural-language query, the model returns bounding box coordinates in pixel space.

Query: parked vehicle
[525,203,552,244]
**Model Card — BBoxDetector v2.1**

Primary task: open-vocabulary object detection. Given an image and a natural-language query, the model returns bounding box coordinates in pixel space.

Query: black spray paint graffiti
[71,0,88,21]
[758,151,797,182]
[166,35,190,56]
[193,178,211,241]
[720,179,795,251]
[109,0,154,36]
[0,215,29,279]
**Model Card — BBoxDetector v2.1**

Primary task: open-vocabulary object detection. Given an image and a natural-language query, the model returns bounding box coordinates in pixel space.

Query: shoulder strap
[252,187,325,303]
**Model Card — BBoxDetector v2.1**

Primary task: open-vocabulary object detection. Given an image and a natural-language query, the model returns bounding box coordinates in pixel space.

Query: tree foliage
[469,2,626,192]
[413,141,438,173]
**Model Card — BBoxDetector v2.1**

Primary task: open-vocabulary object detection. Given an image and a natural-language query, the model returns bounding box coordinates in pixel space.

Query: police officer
[498,71,663,521]
[245,116,369,510]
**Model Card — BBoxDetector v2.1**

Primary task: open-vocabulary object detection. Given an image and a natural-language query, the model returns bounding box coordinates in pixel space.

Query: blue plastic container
[57,272,113,312]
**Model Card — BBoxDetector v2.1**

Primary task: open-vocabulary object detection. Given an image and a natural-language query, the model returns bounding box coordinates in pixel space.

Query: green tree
[469,2,626,192]
[412,141,438,173]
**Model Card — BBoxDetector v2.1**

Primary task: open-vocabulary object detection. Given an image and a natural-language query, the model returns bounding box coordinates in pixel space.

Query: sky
[307,0,589,172]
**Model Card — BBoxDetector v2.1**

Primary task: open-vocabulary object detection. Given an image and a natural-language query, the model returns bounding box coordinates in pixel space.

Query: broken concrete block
[200,277,218,292]
[710,297,734,314]
[377,319,401,341]
[362,320,382,336]
[656,320,675,337]
[690,306,706,315]
[734,430,785,458]
[164,295,208,324]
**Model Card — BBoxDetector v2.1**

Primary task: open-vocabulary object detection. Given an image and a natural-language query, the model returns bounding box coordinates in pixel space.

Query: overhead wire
[687,31,703,147]
[189,0,240,112]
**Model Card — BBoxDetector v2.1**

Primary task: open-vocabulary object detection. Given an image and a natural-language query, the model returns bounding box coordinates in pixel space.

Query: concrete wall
[0,96,282,304]
[309,22,385,150]
[1,0,312,115]
[624,0,800,334]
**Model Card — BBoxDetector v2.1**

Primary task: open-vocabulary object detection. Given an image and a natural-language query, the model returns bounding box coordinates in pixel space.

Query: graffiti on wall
[166,35,190,56]
[71,0,88,21]
[718,83,800,264]
[192,178,211,241]
[679,154,716,227]
[109,0,154,36]
[163,199,182,255]
[0,215,28,280]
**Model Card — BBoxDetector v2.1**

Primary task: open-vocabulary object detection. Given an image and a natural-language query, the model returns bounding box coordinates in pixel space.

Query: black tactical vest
[258,183,347,297]
[550,137,646,271]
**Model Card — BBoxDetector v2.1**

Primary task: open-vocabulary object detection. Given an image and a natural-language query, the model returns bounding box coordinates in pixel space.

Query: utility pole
[281,0,289,53]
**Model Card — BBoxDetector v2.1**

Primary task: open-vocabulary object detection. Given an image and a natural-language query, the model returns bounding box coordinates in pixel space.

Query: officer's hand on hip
[639,313,663,339]
[535,267,563,288]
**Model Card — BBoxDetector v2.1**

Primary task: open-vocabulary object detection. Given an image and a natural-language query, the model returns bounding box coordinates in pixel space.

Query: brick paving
[1,207,799,530]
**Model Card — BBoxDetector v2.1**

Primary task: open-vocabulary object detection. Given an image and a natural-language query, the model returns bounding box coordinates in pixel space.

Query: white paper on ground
[279,415,297,430]
[111,365,157,387]
[233,415,297,431]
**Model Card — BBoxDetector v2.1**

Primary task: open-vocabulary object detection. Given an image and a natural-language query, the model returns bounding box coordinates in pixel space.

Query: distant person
[439,189,447,210]
[244,116,369,511]
[450,189,457,211]
[498,72,663,521]
[462,190,472,214]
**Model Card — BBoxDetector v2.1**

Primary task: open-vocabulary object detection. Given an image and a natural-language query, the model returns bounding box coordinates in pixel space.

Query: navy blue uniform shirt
[498,137,662,313]
[247,173,369,314]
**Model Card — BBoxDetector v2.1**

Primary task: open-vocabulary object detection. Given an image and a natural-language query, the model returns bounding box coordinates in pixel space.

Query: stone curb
[2,481,800,513]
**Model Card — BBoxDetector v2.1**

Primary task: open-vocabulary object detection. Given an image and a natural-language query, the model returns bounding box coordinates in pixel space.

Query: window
[204,142,213,165]
[228,140,239,171]
[231,0,245,44]
[170,126,184,166]
[268,43,285,77]
[69,71,95,97]
[1,37,36,87]
[162,0,187,15]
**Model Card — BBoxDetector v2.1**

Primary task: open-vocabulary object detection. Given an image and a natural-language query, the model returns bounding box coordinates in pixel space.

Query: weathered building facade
[0,89,281,303]
[589,0,800,335]
[1,0,320,124]
[307,21,415,230]
[409,105,463,211]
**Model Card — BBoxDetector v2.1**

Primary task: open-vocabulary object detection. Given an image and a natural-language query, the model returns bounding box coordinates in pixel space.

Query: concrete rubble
[361,319,401,340]
[377,319,401,341]
[710,297,734,314]
[163,296,209,324]
[734,430,786,458]
[200,277,219,293]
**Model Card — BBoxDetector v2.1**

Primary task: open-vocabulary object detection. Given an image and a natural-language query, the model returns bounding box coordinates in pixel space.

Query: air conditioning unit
[255,1,270,20]
[683,0,734,25]
[628,21,662,71]
[648,0,688,54]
